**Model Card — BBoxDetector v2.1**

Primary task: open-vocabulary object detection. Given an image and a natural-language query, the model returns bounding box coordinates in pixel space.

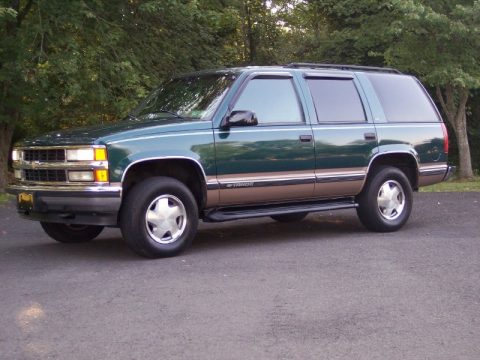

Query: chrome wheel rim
[377,180,405,221]
[145,195,187,244]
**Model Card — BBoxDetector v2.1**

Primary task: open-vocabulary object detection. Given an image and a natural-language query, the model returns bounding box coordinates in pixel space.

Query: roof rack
[285,62,402,74]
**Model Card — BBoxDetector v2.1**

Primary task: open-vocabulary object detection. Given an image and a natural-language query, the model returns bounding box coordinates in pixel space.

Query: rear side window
[367,73,440,122]
[307,78,366,123]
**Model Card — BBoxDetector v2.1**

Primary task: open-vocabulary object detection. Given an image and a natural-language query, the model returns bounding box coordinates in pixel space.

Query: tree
[1,0,478,192]
[294,0,400,65]
[0,0,240,191]
[0,0,33,191]
[225,0,281,65]
[386,0,479,178]
[0,0,146,191]
[296,0,479,178]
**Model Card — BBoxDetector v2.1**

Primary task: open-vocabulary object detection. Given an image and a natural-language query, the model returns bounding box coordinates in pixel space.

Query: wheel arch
[365,151,420,190]
[121,157,208,210]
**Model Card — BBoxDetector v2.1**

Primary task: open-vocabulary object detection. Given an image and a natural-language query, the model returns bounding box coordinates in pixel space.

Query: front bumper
[443,165,456,181]
[6,184,122,226]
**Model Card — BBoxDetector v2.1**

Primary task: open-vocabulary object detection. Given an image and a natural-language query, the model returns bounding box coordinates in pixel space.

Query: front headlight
[66,148,95,161]
[12,149,21,161]
[66,147,107,161]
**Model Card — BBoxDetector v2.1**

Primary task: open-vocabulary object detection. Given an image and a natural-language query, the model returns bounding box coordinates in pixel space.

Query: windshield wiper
[129,109,185,120]
[155,109,185,119]
[127,113,139,121]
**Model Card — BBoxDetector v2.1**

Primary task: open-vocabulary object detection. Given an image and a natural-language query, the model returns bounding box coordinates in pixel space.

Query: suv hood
[17,118,213,147]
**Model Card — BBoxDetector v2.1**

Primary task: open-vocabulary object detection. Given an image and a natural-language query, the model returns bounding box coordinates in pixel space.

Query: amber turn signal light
[94,169,109,182]
[94,148,107,161]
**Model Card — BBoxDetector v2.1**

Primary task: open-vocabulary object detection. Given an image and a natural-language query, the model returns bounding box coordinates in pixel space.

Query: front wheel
[120,177,198,258]
[356,166,413,232]
[40,222,104,243]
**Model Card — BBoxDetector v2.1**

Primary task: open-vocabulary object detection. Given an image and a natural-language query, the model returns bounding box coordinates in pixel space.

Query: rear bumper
[6,184,122,226]
[443,165,456,181]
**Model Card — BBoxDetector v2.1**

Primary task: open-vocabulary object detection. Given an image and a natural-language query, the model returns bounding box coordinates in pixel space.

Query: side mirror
[224,110,258,128]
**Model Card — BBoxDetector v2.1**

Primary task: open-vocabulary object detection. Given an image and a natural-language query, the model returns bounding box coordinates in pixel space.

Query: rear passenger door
[303,73,378,197]
[214,72,316,206]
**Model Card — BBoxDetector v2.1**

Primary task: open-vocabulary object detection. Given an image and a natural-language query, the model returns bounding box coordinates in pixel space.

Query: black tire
[271,212,308,223]
[40,222,104,243]
[120,176,198,258]
[356,166,413,232]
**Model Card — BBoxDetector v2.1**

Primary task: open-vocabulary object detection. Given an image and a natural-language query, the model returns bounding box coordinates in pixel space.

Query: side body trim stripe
[209,171,367,190]
[316,174,365,183]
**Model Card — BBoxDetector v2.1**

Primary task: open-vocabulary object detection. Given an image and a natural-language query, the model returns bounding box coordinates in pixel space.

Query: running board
[203,198,357,222]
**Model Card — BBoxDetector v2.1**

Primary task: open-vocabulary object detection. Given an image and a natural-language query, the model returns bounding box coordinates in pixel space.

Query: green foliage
[1,0,244,137]
[0,192,13,205]
[287,0,401,65]
[386,0,480,89]
[2,1,141,135]
[289,0,478,177]
[0,6,17,20]
[1,0,479,184]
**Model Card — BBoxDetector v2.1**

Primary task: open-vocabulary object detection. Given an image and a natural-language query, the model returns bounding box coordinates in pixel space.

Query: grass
[421,176,480,192]
[0,193,13,205]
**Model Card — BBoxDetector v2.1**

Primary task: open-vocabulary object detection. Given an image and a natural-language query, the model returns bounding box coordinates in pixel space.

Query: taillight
[441,122,449,154]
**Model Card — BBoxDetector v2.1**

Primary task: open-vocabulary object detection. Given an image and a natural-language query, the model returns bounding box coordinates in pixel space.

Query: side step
[203,198,357,222]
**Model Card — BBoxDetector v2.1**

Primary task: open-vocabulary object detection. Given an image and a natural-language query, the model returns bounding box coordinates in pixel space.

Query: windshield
[131,73,236,121]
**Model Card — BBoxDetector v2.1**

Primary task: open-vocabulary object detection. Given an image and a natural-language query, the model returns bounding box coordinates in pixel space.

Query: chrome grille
[24,169,67,182]
[23,149,66,162]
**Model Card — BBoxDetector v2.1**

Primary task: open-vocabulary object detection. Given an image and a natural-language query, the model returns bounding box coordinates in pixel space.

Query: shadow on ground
[2,210,368,261]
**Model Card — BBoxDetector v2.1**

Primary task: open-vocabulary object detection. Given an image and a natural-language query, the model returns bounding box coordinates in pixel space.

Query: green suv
[7,63,454,258]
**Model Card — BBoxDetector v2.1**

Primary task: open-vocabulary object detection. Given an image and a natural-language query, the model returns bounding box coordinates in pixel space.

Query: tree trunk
[453,109,474,179]
[244,1,256,64]
[0,0,34,191]
[1,6,14,192]
[0,123,15,192]
[435,85,474,179]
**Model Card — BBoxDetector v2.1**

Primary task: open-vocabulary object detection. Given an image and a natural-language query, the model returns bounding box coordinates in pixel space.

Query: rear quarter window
[366,73,440,123]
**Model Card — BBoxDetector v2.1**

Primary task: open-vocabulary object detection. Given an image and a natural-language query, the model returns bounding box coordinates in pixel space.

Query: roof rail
[284,62,402,74]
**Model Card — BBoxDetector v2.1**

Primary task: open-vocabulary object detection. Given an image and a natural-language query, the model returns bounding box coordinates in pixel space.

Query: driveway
[0,192,479,359]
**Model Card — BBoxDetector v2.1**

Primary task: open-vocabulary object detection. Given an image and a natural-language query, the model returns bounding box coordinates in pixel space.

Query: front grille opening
[24,169,67,182]
[23,149,66,162]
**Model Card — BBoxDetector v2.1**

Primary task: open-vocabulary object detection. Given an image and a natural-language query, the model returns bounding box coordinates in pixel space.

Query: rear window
[307,79,366,123]
[367,73,440,123]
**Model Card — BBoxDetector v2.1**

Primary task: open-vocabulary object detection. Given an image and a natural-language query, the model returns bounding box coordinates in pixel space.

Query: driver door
[214,73,315,206]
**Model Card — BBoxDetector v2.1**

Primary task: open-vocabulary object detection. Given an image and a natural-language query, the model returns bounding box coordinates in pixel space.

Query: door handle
[364,132,377,141]
[299,135,313,142]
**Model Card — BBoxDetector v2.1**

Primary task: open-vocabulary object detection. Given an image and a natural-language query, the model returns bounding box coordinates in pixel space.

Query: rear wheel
[120,176,198,258]
[271,212,308,223]
[356,166,413,232]
[40,222,104,243]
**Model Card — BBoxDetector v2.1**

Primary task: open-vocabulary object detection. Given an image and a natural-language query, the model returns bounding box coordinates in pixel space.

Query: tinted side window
[367,73,440,122]
[233,78,303,124]
[307,79,366,123]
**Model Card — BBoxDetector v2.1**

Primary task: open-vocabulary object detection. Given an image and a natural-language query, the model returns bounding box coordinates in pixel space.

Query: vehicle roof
[176,63,402,78]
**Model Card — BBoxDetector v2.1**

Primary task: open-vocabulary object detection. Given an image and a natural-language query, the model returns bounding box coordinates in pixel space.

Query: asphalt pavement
[1,192,479,360]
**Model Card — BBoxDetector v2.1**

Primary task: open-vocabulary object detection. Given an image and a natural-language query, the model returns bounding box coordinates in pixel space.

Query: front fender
[106,131,216,183]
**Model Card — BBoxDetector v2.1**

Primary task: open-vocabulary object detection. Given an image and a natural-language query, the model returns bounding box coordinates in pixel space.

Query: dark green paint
[105,122,215,181]
[15,66,448,191]
[18,117,211,147]
[312,125,379,170]
[214,126,315,175]
[376,125,447,164]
